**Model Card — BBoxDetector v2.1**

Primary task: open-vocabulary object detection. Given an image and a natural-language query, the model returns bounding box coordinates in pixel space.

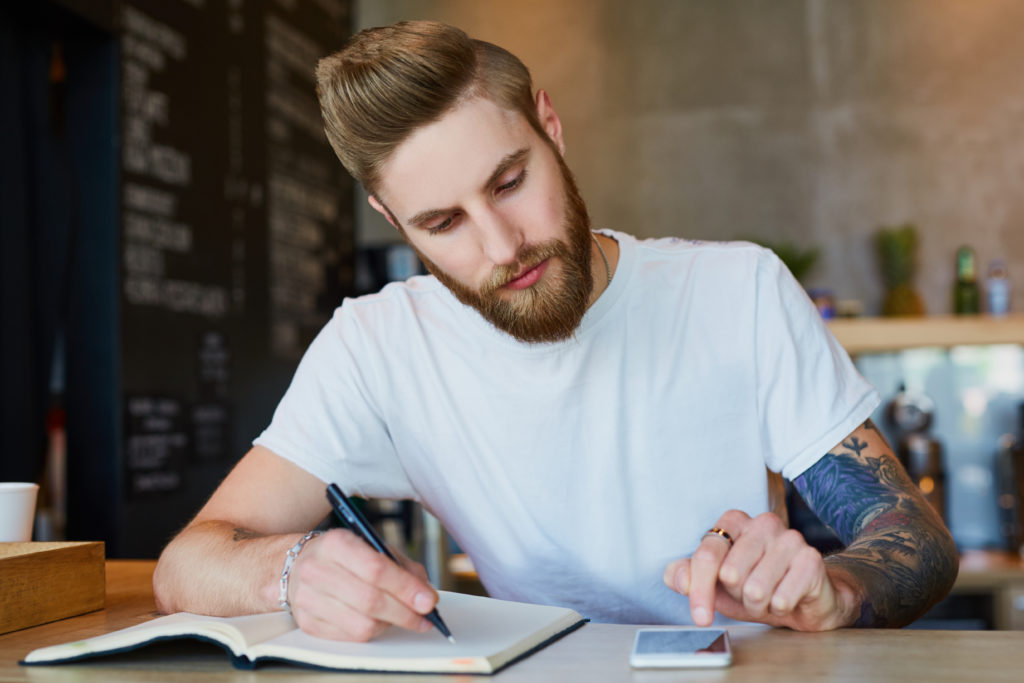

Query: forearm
[793,420,959,628]
[820,509,958,627]
[153,520,302,616]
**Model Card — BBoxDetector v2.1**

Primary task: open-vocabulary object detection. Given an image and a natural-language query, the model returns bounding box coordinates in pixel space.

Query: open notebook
[22,591,586,675]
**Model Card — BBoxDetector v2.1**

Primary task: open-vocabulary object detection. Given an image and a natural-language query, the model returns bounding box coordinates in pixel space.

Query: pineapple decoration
[876,224,926,316]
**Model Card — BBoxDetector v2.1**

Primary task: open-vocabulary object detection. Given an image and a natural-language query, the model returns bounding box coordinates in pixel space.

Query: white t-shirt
[255,231,879,624]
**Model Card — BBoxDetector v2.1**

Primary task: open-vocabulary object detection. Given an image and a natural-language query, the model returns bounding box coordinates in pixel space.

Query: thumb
[663,559,691,595]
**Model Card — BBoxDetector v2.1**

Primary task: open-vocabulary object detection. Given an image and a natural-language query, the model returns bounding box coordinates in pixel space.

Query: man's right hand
[286,528,439,641]
[153,447,440,643]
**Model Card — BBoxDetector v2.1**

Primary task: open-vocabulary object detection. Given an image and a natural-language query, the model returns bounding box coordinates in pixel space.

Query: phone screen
[634,629,728,654]
[630,628,732,668]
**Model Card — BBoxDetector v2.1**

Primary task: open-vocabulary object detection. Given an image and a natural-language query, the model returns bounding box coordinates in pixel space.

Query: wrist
[277,530,323,613]
[823,560,868,628]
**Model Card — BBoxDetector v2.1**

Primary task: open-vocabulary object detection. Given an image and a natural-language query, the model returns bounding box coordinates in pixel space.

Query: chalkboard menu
[116,0,353,556]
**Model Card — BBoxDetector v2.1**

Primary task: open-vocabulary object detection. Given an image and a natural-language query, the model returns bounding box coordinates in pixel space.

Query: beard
[414,153,595,344]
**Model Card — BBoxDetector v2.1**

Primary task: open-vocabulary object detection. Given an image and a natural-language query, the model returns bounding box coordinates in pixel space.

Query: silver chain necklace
[591,233,612,287]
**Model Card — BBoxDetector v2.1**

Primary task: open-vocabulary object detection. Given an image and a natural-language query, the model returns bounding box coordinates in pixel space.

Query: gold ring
[704,527,734,547]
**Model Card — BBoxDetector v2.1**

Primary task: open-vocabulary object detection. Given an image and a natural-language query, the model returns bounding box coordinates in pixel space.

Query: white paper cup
[0,483,39,542]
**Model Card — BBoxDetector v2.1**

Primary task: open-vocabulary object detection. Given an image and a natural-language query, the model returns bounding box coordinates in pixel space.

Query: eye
[426,214,457,235]
[496,169,527,195]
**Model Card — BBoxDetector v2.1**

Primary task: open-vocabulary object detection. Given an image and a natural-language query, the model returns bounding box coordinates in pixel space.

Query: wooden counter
[3,561,1024,681]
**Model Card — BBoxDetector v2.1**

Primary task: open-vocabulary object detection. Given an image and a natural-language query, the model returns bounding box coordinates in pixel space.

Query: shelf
[828,313,1024,354]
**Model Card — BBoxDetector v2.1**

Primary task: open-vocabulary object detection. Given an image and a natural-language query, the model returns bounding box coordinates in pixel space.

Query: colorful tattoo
[793,420,958,627]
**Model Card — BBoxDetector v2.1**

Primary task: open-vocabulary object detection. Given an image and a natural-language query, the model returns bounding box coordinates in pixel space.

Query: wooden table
[2,561,1024,682]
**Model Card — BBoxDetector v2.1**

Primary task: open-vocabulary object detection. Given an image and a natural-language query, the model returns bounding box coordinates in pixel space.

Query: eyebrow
[405,147,531,228]
[484,147,530,191]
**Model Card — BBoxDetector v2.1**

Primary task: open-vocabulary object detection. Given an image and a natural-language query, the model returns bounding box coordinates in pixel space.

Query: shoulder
[609,231,780,287]
[337,275,451,327]
[614,231,776,266]
[345,273,448,308]
[305,275,455,359]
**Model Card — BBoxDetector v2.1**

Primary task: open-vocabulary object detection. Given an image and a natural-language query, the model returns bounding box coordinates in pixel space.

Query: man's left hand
[662,510,859,631]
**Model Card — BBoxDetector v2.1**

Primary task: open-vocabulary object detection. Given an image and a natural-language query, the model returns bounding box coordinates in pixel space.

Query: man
[154,21,957,641]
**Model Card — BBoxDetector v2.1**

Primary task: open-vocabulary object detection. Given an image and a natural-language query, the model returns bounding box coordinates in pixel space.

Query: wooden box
[0,541,105,635]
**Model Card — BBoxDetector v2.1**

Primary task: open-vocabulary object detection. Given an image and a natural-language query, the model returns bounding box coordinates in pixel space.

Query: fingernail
[693,607,710,625]
[414,592,433,613]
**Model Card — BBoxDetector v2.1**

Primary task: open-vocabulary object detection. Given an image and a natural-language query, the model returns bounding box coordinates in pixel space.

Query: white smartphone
[629,627,733,668]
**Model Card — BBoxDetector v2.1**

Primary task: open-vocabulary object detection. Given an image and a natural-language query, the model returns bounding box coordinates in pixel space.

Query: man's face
[371,95,594,343]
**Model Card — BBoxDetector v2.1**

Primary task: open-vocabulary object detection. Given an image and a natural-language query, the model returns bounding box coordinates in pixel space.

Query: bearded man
[154,21,957,641]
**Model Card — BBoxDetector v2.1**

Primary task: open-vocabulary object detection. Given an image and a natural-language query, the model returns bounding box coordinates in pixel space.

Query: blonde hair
[315,21,545,195]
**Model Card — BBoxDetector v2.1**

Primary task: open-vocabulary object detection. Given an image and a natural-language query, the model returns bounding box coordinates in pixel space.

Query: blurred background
[359,0,1024,316]
[2,1,1024,629]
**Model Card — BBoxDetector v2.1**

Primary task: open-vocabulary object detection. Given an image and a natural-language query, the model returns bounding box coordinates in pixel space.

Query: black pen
[326,483,456,643]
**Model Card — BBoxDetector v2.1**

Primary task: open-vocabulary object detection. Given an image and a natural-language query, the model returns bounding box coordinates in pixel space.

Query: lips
[503,259,550,290]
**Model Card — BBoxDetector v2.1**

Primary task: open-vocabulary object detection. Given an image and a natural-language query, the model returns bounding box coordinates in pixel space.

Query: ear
[368,194,400,231]
[535,89,565,155]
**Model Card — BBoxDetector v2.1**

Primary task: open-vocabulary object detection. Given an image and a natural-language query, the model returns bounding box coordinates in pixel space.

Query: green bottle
[953,246,980,315]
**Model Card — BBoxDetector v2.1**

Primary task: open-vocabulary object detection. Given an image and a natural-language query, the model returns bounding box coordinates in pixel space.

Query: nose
[476,208,524,266]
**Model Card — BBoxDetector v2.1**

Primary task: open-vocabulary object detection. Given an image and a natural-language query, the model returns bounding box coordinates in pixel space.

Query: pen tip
[447,635,457,644]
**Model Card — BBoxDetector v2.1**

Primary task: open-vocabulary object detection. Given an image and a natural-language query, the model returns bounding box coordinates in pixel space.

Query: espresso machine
[995,402,1024,554]
[886,385,947,523]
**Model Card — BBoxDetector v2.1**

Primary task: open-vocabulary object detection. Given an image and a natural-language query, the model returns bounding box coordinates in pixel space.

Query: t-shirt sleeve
[752,248,880,480]
[252,306,415,500]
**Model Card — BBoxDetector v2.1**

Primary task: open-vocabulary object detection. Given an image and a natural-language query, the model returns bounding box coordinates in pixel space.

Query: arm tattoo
[232,527,262,542]
[793,420,958,627]
[841,435,867,456]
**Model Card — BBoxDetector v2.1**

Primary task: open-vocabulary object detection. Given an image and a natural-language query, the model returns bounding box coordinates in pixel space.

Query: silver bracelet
[278,530,323,612]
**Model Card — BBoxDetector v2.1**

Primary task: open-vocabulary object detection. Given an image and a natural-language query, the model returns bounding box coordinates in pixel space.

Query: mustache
[480,239,571,295]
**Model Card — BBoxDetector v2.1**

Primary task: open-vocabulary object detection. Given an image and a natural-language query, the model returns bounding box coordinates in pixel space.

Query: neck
[587,232,619,308]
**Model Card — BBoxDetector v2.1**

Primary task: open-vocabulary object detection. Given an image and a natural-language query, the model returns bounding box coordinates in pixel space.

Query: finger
[331,531,439,615]
[717,529,767,600]
[685,510,755,624]
[716,512,785,598]
[663,558,691,594]
[295,601,392,642]
[301,531,436,633]
[741,528,807,618]
[323,561,435,634]
[688,534,732,626]
[769,545,827,616]
[288,562,391,642]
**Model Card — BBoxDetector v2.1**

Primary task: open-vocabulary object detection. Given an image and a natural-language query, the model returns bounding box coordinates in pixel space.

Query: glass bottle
[987,259,1011,316]
[953,246,980,315]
